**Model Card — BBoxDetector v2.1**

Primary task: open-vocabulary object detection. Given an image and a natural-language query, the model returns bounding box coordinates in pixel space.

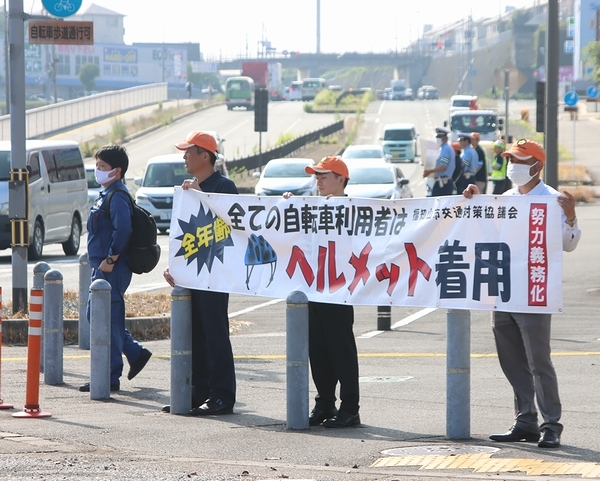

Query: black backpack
[104,189,161,274]
[451,153,464,184]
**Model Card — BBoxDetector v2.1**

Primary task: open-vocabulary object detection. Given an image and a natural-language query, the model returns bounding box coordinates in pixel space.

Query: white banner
[169,189,564,313]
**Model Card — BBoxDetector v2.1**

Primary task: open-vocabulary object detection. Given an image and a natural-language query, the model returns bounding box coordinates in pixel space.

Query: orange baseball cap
[305,156,350,179]
[501,138,546,163]
[451,142,461,152]
[175,131,218,154]
[470,132,481,140]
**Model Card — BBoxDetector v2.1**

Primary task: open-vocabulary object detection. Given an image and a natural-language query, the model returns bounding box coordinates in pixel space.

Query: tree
[582,41,600,83]
[78,63,100,92]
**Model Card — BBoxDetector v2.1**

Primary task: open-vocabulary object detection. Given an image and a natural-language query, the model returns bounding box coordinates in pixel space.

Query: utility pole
[316,0,321,54]
[545,0,559,189]
[8,0,28,313]
[466,16,473,94]
[3,0,9,114]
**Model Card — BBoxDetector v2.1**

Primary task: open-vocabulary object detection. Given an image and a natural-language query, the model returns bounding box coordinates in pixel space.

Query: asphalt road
[1,97,599,479]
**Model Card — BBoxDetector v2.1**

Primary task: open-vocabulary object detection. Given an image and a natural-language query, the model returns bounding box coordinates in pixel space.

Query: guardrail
[0,83,168,141]
[226,119,344,172]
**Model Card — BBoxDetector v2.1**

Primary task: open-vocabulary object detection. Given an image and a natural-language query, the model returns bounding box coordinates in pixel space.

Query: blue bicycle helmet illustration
[244,234,277,289]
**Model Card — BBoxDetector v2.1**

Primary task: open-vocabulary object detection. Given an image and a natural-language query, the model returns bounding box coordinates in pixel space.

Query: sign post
[41,0,82,17]
[564,91,579,178]
[587,85,599,113]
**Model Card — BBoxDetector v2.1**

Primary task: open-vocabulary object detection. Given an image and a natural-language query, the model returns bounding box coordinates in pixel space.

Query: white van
[0,140,88,259]
[379,123,419,162]
[301,78,326,101]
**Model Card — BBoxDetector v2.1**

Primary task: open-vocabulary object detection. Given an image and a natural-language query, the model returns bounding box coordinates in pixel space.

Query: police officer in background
[457,132,480,193]
[471,132,488,194]
[423,126,455,196]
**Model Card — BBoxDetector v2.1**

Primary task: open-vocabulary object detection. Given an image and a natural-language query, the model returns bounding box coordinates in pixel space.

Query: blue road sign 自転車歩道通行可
[564,91,579,107]
[587,86,599,99]
[42,0,82,18]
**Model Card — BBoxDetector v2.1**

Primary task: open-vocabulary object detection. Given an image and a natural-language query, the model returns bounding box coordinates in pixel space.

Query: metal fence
[227,119,344,172]
[0,83,168,141]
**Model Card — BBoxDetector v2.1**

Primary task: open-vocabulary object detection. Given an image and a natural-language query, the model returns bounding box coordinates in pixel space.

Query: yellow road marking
[2,352,600,362]
[371,454,600,478]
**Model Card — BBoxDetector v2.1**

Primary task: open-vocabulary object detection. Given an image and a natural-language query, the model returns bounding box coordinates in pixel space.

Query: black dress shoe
[538,428,561,448]
[79,381,120,392]
[161,405,170,413]
[489,425,540,442]
[309,407,337,426]
[128,348,152,380]
[322,410,361,428]
[189,399,233,416]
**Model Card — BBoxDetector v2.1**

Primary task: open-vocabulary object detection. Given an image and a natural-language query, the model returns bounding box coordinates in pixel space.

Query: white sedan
[345,161,413,199]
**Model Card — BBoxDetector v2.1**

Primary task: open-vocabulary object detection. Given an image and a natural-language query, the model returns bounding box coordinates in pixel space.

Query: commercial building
[0,3,200,100]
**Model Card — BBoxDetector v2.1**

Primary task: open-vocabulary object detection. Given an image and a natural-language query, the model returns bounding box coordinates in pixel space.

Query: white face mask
[507,161,537,186]
[95,168,117,185]
[436,138,443,146]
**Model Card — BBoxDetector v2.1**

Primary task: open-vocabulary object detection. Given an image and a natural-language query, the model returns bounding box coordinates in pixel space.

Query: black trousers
[190,289,236,408]
[308,301,359,415]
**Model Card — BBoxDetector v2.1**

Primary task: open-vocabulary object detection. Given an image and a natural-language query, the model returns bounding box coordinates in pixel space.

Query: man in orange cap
[464,139,581,449]
[162,131,239,416]
[284,156,361,428]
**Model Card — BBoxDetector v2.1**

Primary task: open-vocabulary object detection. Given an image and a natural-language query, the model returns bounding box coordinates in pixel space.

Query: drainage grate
[381,444,500,456]
[359,376,413,383]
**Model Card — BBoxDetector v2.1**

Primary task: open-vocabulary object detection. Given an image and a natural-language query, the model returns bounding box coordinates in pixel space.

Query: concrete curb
[1,316,170,345]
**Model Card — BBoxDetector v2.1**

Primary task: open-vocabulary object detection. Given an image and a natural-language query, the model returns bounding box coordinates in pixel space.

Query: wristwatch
[566,217,577,228]
[105,257,115,265]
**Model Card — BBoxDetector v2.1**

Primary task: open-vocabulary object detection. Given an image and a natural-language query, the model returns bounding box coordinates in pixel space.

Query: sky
[25,0,539,59]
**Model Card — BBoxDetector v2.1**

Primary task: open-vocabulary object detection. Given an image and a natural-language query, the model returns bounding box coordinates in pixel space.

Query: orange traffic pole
[0,287,14,409]
[13,288,51,418]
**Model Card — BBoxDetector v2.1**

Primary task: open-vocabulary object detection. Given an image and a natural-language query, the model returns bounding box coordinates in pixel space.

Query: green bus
[225,76,255,110]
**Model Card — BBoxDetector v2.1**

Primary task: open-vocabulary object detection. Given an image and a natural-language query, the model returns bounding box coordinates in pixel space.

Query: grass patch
[275,132,295,146]
[558,185,599,203]
[2,290,171,320]
[319,134,339,144]
[108,117,127,144]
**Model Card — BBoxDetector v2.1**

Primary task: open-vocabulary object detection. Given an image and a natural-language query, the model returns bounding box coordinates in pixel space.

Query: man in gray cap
[423,126,456,196]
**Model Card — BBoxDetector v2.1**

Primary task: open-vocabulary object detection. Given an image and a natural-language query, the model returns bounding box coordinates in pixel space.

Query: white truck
[268,62,283,101]
[390,79,407,100]
[444,109,504,142]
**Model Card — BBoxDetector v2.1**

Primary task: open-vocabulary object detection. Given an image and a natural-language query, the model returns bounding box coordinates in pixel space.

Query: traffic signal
[535,81,545,133]
[254,88,268,132]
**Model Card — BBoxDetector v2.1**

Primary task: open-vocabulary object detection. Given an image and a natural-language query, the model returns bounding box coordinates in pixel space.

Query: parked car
[0,140,88,259]
[85,165,102,207]
[253,158,317,196]
[345,161,412,199]
[341,144,387,162]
